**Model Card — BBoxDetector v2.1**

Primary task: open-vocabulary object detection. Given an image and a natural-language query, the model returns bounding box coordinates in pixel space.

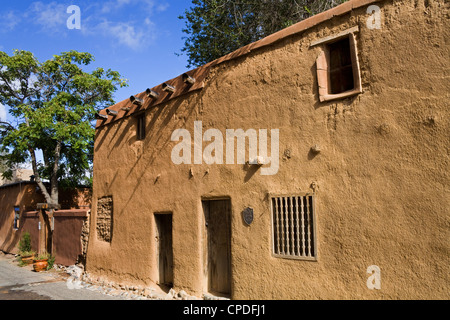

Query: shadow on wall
[0,183,92,255]
[0,213,39,254]
[94,90,202,219]
[0,226,21,253]
[59,187,92,210]
[0,184,43,254]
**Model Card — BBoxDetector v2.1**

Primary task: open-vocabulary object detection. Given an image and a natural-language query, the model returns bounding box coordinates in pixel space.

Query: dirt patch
[0,285,51,300]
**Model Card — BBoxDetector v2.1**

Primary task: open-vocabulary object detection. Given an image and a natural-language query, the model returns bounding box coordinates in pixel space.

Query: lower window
[271,194,317,260]
[13,206,20,230]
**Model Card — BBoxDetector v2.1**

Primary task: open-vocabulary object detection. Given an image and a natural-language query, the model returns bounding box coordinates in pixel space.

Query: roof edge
[207,0,382,68]
[96,0,382,129]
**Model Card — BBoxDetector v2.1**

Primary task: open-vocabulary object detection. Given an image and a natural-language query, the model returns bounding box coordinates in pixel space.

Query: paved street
[0,253,124,300]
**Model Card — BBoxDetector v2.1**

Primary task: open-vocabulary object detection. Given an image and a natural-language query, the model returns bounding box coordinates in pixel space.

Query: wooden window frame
[311,26,362,102]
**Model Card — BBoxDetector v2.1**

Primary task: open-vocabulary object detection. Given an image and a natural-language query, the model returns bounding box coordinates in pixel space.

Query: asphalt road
[0,253,124,300]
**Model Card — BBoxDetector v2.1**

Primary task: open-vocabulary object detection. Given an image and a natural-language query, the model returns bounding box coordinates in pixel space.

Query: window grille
[271,195,317,260]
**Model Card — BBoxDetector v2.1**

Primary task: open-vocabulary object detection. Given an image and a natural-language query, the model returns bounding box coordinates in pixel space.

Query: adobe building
[0,181,91,266]
[0,168,34,185]
[85,0,449,299]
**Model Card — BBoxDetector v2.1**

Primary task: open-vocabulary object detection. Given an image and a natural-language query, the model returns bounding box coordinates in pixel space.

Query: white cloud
[27,1,68,33]
[82,13,156,51]
[98,20,147,48]
[156,3,169,12]
[0,11,21,32]
[0,0,164,50]
[100,0,167,15]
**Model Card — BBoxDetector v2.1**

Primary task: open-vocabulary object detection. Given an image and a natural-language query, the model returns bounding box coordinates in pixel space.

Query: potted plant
[19,250,36,265]
[33,251,50,272]
[18,232,36,265]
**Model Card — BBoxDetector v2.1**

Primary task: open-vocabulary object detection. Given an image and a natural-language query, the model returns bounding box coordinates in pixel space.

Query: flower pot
[33,259,48,272]
[21,255,35,265]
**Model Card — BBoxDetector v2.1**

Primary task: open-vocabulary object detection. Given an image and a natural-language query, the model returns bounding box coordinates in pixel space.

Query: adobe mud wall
[86,0,449,299]
[0,183,44,253]
[0,182,91,260]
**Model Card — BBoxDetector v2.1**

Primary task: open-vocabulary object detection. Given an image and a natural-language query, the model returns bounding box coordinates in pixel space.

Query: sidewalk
[0,252,126,300]
[0,251,227,300]
[0,252,207,300]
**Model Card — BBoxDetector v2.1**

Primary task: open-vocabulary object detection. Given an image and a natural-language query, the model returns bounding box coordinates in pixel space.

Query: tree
[179,0,348,68]
[0,152,7,178]
[0,50,127,250]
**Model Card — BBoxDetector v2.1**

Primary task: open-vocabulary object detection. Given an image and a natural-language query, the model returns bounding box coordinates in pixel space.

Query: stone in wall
[96,196,113,242]
[79,211,90,264]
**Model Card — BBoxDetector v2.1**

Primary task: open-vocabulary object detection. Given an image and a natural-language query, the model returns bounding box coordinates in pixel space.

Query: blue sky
[0,0,193,122]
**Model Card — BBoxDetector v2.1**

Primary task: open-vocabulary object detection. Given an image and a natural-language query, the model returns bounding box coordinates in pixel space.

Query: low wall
[21,211,40,253]
[53,209,89,266]
[0,183,44,253]
[19,209,89,266]
[0,181,91,257]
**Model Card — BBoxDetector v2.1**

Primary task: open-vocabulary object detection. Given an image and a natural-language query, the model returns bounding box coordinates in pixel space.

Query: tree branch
[0,121,14,131]
[0,74,21,101]
[50,140,61,203]
[23,116,51,204]
[29,146,52,204]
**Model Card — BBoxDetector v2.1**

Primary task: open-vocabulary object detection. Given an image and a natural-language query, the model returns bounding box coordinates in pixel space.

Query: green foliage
[18,231,32,253]
[179,0,348,68]
[18,259,26,267]
[47,253,56,270]
[20,250,36,257]
[0,50,127,200]
[36,251,51,260]
[0,152,7,175]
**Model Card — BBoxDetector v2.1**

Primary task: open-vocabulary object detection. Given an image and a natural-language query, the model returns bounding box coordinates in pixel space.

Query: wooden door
[202,199,231,296]
[155,213,173,286]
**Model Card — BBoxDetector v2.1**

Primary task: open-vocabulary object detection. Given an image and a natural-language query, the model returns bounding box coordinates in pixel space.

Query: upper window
[328,37,354,94]
[136,114,146,140]
[312,26,362,102]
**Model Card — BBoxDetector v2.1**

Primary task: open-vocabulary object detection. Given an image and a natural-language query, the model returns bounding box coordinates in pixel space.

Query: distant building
[0,168,34,185]
[86,0,449,299]
[0,181,91,266]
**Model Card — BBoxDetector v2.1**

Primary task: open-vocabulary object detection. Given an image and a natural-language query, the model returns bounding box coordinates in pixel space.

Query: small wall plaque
[242,207,254,225]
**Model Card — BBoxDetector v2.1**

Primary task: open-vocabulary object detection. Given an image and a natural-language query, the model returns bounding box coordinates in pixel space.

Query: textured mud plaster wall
[86,0,449,299]
[0,183,45,254]
[0,183,90,255]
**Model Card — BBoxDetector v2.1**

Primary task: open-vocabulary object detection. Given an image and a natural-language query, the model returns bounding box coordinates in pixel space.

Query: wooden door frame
[201,197,232,297]
[154,212,174,287]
